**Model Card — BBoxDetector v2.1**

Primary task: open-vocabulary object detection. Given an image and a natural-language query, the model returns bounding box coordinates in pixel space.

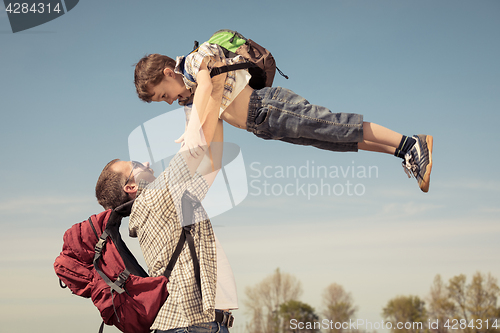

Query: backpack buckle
[94,237,106,255]
[116,270,130,287]
[94,231,109,255]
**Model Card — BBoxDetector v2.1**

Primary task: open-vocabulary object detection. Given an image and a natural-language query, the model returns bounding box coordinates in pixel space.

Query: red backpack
[54,196,201,333]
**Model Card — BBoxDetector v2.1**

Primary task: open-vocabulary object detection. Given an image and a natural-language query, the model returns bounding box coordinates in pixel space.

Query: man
[95,73,237,332]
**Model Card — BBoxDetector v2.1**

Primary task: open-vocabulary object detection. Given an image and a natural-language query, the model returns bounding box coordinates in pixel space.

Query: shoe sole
[420,135,433,193]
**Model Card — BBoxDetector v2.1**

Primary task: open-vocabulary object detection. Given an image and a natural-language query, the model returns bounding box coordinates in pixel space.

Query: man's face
[149,68,191,105]
[113,160,156,186]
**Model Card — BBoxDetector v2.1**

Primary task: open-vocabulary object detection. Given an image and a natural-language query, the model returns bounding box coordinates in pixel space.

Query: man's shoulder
[129,180,177,238]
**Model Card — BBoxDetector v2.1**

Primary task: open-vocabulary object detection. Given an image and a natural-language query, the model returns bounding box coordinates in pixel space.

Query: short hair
[95,159,129,210]
[134,54,177,103]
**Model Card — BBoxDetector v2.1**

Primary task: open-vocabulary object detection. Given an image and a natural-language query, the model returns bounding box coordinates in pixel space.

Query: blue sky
[1,1,499,332]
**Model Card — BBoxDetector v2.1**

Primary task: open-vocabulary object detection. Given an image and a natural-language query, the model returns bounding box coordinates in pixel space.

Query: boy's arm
[180,70,226,176]
[179,60,225,156]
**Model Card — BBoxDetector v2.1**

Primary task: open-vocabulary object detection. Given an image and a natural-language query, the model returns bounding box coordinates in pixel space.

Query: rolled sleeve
[175,43,224,90]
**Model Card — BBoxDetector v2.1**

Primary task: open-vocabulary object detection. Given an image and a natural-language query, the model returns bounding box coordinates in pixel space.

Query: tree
[244,268,303,333]
[447,274,469,324]
[382,295,427,333]
[428,272,500,333]
[465,272,500,329]
[427,275,456,333]
[280,300,320,333]
[322,283,357,333]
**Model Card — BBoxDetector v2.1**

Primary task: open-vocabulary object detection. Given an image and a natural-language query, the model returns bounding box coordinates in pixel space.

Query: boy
[134,42,433,192]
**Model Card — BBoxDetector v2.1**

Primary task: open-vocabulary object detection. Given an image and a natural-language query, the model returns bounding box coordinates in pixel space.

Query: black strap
[162,192,203,293]
[163,229,186,279]
[162,227,200,288]
[113,200,134,218]
[98,321,105,333]
[184,226,201,292]
[181,192,202,293]
[88,216,99,240]
[210,62,256,78]
[276,66,289,80]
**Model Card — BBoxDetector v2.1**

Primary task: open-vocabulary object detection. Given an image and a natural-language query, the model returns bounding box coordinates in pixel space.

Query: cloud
[0,195,100,229]
[381,201,443,216]
[479,205,500,213]
[0,195,96,214]
[439,179,500,192]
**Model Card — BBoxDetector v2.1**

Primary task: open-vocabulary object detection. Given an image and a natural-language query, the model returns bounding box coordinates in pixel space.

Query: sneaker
[402,135,433,192]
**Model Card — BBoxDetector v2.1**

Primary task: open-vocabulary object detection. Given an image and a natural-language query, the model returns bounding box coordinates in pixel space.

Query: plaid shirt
[129,154,217,330]
[174,42,247,110]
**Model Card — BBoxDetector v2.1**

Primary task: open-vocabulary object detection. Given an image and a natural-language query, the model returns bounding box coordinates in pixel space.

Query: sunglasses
[124,161,149,186]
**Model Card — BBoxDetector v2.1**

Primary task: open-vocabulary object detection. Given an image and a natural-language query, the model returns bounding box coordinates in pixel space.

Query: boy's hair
[134,54,177,103]
[95,159,129,210]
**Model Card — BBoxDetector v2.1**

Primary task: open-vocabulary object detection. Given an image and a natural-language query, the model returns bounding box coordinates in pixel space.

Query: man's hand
[175,126,207,158]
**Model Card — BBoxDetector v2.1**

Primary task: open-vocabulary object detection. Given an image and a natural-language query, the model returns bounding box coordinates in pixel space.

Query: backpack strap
[178,57,195,84]
[163,225,200,292]
[184,225,201,291]
[92,200,136,295]
[114,199,134,217]
[163,192,202,292]
[98,321,105,333]
[180,41,255,83]
[93,229,130,294]
[210,62,256,78]
[181,192,202,291]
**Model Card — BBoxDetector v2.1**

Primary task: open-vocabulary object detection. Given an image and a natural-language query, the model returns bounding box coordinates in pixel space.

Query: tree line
[243,269,500,333]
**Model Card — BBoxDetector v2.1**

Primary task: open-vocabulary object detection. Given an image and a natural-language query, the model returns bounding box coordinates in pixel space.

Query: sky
[1,0,500,332]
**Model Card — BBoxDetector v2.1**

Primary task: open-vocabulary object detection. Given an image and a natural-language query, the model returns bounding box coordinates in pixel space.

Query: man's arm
[198,119,223,187]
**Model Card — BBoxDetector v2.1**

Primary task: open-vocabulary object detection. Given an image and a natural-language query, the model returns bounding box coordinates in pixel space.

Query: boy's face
[149,68,191,105]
